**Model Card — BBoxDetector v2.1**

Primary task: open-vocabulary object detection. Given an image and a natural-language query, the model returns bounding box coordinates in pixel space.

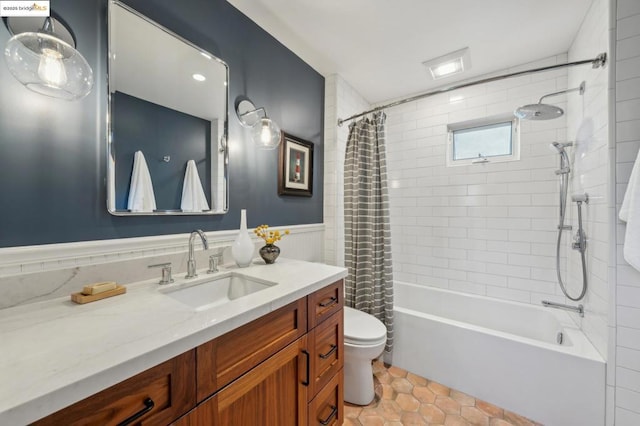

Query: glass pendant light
[4,16,94,100]
[236,99,282,150]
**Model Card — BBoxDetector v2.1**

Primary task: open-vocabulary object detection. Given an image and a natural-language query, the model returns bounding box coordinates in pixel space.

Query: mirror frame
[106,0,229,216]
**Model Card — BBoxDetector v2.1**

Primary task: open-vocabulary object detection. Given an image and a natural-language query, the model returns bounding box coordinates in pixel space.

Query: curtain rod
[337,53,607,127]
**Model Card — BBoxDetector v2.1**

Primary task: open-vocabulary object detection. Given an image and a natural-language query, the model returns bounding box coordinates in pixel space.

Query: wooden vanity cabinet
[33,280,344,426]
[178,280,344,425]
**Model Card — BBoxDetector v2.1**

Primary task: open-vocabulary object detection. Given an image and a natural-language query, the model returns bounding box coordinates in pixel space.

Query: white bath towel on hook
[619,149,640,271]
[181,160,210,212]
[127,150,157,212]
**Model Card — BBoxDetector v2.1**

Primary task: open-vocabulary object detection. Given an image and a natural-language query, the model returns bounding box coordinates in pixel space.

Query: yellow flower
[252,224,290,244]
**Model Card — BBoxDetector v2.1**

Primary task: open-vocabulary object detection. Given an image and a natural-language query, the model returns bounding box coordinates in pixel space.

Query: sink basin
[161,273,276,310]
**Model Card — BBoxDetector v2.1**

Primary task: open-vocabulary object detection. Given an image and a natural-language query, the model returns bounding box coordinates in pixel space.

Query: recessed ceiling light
[422,47,471,80]
[192,73,206,82]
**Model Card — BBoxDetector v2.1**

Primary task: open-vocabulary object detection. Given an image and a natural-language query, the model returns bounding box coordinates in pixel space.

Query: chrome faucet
[186,229,209,279]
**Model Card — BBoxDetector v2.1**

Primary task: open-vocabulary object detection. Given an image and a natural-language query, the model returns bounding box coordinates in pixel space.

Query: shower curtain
[344,111,394,352]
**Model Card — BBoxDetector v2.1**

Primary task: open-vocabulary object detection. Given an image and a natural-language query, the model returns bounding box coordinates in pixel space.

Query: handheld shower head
[549,142,573,153]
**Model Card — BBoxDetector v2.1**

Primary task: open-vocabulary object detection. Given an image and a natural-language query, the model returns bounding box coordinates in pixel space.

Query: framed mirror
[107,1,229,215]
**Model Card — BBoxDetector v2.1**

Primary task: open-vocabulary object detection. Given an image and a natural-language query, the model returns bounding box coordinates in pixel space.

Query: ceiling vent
[422,47,471,80]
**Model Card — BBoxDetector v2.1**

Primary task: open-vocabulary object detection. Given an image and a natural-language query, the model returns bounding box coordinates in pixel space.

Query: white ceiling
[227,0,593,104]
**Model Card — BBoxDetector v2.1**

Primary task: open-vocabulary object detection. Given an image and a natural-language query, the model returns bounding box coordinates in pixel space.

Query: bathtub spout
[542,300,584,317]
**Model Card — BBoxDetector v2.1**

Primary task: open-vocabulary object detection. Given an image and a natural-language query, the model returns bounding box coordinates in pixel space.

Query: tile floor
[343,361,542,426]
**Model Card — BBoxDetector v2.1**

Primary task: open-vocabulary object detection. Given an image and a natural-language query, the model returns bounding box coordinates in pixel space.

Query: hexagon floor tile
[344,361,543,426]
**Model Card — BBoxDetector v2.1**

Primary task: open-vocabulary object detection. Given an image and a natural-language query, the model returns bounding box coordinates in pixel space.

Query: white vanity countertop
[0,258,347,425]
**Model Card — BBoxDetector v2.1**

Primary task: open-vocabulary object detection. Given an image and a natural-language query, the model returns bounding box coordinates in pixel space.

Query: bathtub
[388,282,605,426]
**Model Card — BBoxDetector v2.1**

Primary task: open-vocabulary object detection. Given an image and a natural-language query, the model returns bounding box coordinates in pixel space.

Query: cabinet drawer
[308,368,343,426]
[197,298,307,401]
[308,309,343,400]
[32,350,196,426]
[308,280,343,329]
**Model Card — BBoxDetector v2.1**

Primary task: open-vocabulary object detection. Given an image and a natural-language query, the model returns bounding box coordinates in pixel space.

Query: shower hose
[555,172,588,301]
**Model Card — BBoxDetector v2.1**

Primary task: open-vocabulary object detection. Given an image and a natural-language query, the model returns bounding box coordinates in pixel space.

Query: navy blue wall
[0,0,324,248]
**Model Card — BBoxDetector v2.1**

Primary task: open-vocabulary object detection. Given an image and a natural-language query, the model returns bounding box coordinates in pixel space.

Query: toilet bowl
[343,306,387,405]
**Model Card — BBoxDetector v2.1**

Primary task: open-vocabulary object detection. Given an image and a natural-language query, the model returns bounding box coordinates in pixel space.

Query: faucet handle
[149,262,174,285]
[207,253,222,274]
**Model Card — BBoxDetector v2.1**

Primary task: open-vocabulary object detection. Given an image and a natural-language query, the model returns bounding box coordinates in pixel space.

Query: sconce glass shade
[251,118,281,149]
[4,27,93,100]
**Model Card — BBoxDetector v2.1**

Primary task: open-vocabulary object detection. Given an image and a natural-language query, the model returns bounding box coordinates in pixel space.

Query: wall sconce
[235,99,282,150]
[3,14,94,100]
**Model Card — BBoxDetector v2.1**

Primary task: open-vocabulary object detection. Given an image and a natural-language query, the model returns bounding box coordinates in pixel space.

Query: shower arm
[538,81,586,104]
[337,53,606,126]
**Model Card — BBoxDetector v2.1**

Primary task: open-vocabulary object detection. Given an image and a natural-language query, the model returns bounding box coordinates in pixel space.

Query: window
[446,115,520,166]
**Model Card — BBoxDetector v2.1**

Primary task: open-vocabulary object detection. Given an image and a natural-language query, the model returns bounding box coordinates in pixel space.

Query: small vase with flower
[254,225,289,264]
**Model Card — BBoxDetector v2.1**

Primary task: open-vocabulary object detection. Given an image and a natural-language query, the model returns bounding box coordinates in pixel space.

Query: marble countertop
[0,258,347,425]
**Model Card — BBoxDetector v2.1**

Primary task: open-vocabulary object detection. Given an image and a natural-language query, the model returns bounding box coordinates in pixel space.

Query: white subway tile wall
[384,55,570,308]
[615,0,640,424]
[567,0,610,362]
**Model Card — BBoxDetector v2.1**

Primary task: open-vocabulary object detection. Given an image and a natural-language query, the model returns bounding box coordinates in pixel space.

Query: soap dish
[71,285,126,304]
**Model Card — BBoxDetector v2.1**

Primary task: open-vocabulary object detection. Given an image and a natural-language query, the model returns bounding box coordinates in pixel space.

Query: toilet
[343,306,388,405]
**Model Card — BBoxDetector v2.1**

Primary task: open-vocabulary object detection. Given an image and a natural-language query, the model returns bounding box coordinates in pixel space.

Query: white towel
[127,151,157,212]
[619,149,640,271]
[181,160,210,212]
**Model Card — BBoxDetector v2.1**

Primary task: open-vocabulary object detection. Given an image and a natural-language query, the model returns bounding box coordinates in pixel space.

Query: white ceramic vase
[231,209,254,267]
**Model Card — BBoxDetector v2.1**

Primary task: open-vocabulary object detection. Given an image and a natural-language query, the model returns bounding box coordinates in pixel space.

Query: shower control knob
[572,230,587,252]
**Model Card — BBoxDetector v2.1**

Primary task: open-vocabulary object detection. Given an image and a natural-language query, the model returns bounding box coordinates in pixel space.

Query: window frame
[446,115,520,167]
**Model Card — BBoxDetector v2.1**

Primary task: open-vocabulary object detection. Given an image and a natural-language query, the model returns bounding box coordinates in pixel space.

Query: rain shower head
[515,103,564,120]
[514,81,585,121]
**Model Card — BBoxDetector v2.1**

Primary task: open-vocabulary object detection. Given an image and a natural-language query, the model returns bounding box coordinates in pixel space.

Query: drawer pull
[116,397,154,426]
[319,405,338,425]
[318,296,338,307]
[302,350,310,386]
[319,344,338,360]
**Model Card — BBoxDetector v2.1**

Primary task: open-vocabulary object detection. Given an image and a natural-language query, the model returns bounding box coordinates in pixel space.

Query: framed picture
[278,132,313,197]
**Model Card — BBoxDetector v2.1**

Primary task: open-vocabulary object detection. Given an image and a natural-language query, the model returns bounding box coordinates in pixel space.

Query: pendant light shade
[3,16,93,100]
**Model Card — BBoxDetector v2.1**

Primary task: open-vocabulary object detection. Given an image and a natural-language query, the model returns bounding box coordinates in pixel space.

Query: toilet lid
[344,306,387,345]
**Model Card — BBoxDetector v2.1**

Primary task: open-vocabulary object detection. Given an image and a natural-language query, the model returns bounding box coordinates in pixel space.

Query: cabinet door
[185,336,309,426]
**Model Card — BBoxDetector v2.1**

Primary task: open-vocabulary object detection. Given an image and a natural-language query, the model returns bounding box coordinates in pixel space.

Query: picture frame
[278,132,313,197]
